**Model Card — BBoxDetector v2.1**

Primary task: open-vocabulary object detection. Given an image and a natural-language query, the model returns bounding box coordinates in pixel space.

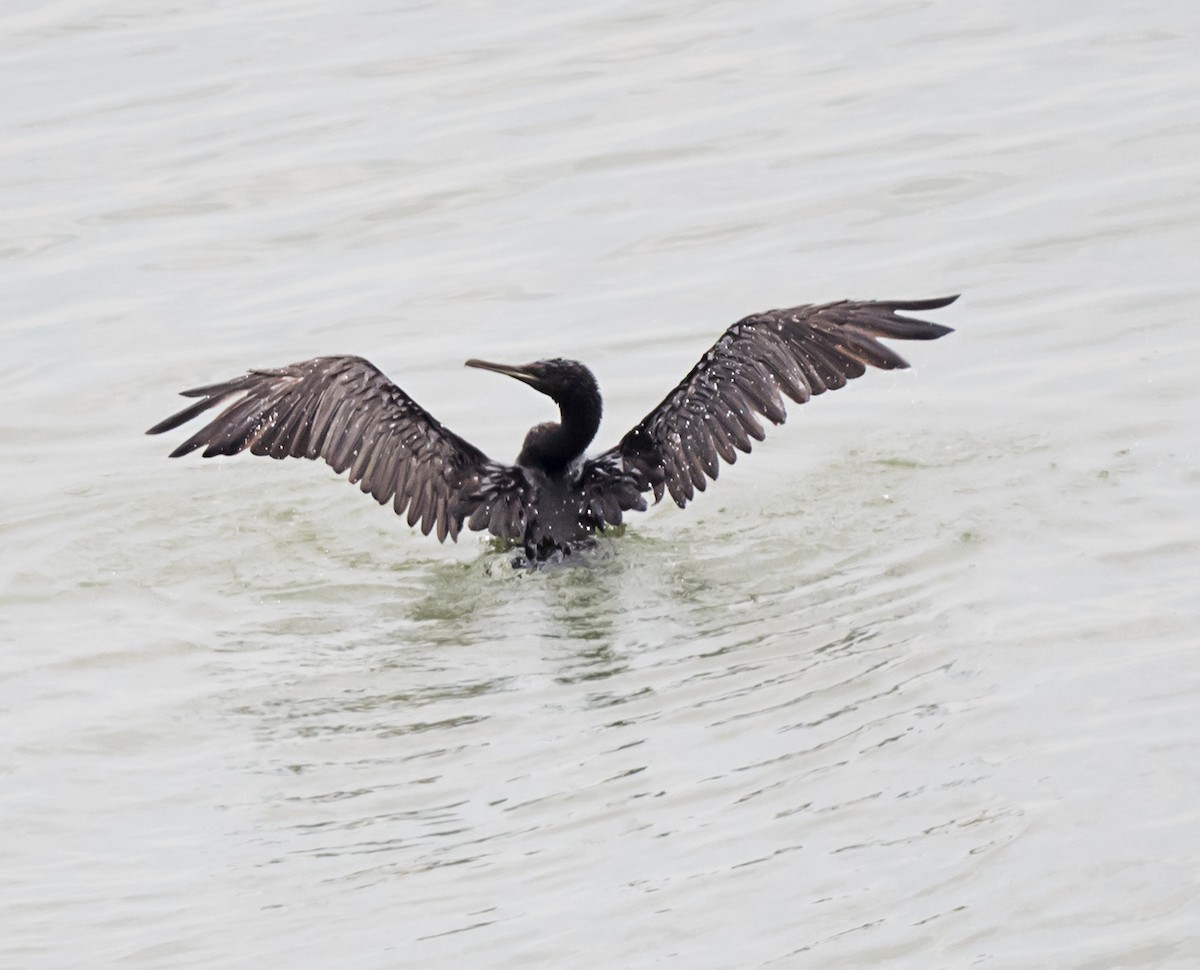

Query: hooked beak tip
[464,358,505,374]
[464,359,537,385]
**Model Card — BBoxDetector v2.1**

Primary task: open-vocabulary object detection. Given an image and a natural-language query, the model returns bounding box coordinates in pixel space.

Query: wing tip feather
[886,294,959,312]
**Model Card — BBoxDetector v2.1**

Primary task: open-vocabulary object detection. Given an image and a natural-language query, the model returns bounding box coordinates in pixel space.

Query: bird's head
[466,357,603,472]
[465,357,599,410]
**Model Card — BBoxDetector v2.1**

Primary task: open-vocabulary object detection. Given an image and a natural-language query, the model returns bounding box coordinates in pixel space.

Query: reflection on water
[5,0,1200,966]
[206,492,977,893]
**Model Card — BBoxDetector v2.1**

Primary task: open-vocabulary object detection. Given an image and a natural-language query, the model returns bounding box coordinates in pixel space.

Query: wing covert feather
[582,296,956,513]
[147,356,528,542]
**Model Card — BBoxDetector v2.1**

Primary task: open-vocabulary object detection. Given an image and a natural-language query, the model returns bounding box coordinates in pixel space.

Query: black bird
[147,295,955,563]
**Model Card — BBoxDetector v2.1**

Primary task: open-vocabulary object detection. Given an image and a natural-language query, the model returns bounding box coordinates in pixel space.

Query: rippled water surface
[4,1,1200,967]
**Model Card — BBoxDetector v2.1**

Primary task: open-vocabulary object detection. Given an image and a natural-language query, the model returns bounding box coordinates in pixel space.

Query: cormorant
[147,295,955,563]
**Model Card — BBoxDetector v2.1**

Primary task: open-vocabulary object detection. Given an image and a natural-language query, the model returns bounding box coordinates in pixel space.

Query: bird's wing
[581,296,956,516]
[146,355,529,543]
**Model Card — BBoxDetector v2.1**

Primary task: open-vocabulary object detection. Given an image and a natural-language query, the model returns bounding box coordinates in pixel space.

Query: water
[4,1,1199,966]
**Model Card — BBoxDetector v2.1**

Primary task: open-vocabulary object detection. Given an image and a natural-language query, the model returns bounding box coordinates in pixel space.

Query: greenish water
[3,1,1199,967]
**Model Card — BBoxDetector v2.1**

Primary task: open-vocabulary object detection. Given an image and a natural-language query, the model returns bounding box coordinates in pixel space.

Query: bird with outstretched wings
[148,295,955,561]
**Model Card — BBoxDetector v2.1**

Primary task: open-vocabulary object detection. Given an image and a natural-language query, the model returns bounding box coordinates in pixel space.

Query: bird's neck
[518,395,602,476]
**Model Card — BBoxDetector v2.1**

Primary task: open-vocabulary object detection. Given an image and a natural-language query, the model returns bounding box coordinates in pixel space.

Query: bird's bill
[464,359,540,386]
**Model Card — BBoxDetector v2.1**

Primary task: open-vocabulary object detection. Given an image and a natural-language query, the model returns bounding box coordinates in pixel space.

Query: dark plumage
[147,295,956,562]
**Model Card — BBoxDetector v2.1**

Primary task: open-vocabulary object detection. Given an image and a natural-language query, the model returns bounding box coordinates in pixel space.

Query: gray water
[4,1,1200,967]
